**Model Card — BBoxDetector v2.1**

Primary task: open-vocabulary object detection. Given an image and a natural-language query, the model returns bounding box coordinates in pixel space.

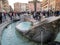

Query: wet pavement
[1,22,40,45]
[1,21,60,45]
[0,15,11,45]
[1,15,60,45]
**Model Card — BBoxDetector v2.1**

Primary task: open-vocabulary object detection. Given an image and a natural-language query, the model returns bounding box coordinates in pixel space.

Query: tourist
[33,12,37,19]
[17,13,20,17]
[55,11,59,16]
[46,11,48,17]
[4,12,6,20]
[2,12,6,22]
[9,12,13,20]
[13,12,16,19]
[59,11,60,15]
[0,12,2,23]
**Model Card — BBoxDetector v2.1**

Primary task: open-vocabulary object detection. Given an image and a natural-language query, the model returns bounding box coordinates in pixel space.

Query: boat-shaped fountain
[16,16,60,43]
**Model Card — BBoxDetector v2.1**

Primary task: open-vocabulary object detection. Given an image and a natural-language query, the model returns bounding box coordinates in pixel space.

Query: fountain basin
[15,16,60,43]
[16,22,32,33]
[16,21,56,43]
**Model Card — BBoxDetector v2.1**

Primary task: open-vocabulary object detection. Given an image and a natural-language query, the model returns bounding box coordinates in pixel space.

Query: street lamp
[33,0,37,19]
[33,0,37,12]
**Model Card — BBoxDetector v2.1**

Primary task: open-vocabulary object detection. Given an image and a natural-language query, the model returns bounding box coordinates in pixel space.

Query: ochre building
[42,0,60,11]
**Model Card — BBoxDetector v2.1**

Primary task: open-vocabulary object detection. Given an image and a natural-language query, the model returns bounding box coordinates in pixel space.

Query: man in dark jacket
[0,12,2,23]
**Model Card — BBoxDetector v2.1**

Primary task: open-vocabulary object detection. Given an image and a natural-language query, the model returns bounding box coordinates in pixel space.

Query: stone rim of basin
[16,21,32,32]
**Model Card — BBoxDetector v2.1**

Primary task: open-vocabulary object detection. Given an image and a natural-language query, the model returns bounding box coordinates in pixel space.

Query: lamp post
[33,0,37,12]
[33,0,37,19]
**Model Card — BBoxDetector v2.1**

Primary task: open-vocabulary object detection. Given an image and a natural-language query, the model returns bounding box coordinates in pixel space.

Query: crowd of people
[32,10,60,20]
[0,10,60,23]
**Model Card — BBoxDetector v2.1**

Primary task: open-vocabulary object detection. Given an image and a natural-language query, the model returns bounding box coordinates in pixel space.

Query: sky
[8,0,42,9]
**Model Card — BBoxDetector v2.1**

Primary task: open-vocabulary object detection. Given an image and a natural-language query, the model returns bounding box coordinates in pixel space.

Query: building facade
[20,3,28,12]
[14,2,28,12]
[0,0,3,12]
[14,2,21,12]
[28,1,41,12]
[55,0,60,11]
[42,0,49,11]
[42,0,60,11]
[28,1,34,12]
[3,1,10,12]
[0,0,10,12]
